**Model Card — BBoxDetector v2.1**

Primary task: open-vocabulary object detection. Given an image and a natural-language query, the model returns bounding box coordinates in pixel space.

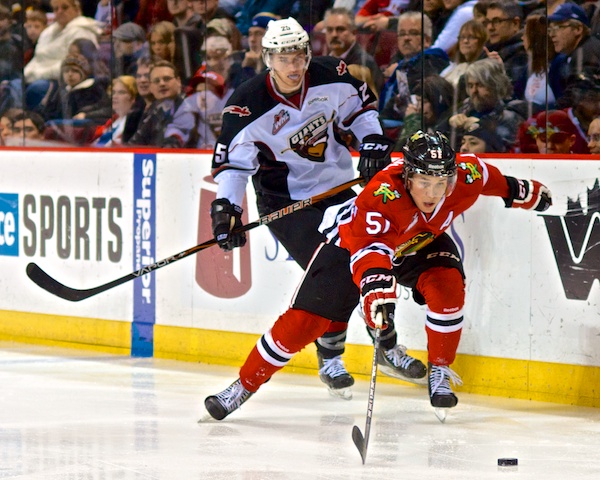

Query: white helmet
[262,17,311,69]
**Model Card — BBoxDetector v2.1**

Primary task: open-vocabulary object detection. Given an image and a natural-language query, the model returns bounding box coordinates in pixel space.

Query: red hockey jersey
[338,154,511,286]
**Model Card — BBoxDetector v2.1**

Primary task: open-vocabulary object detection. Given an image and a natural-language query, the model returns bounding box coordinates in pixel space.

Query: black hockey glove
[503,176,552,212]
[359,268,397,330]
[357,134,395,184]
[210,198,247,251]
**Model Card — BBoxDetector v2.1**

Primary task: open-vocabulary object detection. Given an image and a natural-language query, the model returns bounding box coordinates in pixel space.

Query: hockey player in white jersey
[209,17,426,398]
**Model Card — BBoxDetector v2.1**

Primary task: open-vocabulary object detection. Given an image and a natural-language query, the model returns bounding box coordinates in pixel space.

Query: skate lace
[385,344,414,369]
[319,356,349,379]
[429,365,463,396]
[215,380,251,412]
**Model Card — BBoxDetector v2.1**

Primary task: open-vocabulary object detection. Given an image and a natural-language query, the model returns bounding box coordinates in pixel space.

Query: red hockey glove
[503,176,552,212]
[210,198,247,251]
[357,134,394,184]
[359,268,397,330]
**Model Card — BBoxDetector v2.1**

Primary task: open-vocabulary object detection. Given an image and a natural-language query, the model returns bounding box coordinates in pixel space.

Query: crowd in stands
[0,0,598,153]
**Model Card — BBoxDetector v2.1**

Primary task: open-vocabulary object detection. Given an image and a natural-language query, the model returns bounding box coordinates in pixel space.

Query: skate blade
[433,408,448,423]
[379,366,428,386]
[328,387,353,400]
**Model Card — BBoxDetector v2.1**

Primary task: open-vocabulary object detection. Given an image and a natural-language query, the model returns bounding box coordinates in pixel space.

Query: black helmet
[403,130,456,176]
[402,130,457,195]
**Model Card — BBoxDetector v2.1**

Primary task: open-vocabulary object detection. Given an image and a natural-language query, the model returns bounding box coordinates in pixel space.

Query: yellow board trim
[1,311,599,408]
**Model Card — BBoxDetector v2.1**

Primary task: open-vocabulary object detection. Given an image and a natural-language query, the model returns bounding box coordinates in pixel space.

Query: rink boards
[0,148,598,406]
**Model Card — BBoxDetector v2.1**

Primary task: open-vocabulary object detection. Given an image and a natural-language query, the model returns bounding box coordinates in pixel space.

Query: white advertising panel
[0,150,597,368]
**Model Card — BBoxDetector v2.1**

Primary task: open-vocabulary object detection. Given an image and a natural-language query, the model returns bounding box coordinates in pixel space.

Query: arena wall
[0,148,598,406]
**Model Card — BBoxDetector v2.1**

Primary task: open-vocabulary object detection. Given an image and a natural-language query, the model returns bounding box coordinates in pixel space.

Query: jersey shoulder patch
[309,56,358,87]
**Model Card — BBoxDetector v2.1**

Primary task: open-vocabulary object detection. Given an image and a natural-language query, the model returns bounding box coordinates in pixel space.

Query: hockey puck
[498,458,518,466]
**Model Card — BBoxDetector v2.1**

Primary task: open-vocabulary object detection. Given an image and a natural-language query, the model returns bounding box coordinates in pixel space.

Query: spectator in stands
[355,0,407,31]
[126,60,184,146]
[483,0,527,99]
[192,0,236,23]
[395,75,454,149]
[196,23,246,90]
[167,0,204,83]
[0,107,17,142]
[191,0,241,50]
[134,55,155,110]
[379,12,449,133]
[235,1,293,36]
[134,0,172,31]
[588,117,600,153]
[323,7,385,92]
[440,19,488,92]
[531,109,580,154]
[472,0,490,22]
[240,13,272,77]
[6,110,46,144]
[0,4,23,110]
[93,75,145,146]
[431,0,477,54]
[149,21,177,63]
[522,12,556,116]
[560,74,600,152]
[94,0,113,34]
[112,22,148,77]
[68,38,111,89]
[23,9,48,66]
[459,118,507,152]
[548,2,600,100]
[447,57,523,150]
[164,70,230,149]
[38,53,111,123]
[24,0,102,108]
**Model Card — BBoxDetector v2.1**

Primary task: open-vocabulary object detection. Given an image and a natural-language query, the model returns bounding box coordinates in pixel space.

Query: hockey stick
[26,177,363,302]
[352,309,385,464]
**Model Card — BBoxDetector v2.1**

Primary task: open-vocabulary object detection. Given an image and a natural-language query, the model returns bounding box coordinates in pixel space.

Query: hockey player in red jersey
[204,130,552,420]
[209,17,426,398]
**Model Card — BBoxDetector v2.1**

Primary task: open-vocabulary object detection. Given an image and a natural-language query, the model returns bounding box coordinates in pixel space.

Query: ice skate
[428,364,462,423]
[377,344,427,385]
[204,379,253,420]
[318,353,354,400]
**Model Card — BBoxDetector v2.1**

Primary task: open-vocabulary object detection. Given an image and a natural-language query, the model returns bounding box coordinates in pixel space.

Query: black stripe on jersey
[351,243,394,263]
[342,105,378,128]
[321,202,355,241]
[259,335,289,364]
[426,315,464,327]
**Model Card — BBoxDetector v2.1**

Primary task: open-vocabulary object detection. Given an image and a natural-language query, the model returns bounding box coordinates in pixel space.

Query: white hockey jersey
[211,56,383,207]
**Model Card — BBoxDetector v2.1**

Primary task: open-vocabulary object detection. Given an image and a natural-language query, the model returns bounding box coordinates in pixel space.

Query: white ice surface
[1,342,599,479]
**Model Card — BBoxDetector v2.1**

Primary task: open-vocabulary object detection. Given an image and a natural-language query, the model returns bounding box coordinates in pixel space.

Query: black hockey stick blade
[351,310,385,464]
[352,425,367,464]
[26,178,363,302]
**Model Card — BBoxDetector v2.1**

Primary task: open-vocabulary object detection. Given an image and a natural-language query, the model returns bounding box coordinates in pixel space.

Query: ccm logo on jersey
[223,105,251,116]
[360,142,389,151]
[360,273,395,288]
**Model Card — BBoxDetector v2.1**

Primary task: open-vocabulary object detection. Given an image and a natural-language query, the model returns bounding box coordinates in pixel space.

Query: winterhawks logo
[223,105,251,116]
[542,179,600,300]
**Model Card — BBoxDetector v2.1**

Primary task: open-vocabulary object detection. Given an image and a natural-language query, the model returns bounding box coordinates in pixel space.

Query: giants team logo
[286,113,332,162]
[223,105,251,116]
[272,109,290,134]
